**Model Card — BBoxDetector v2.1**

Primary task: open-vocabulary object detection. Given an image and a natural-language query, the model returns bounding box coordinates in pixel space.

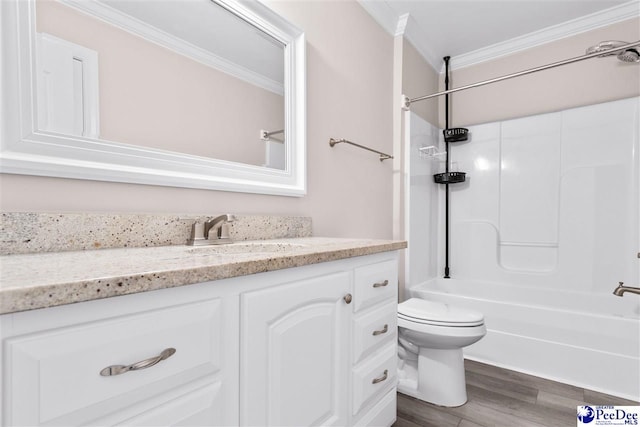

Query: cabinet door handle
[372,324,389,336]
[372,280,389,288]
[100,348,176,377]
[343,293,353,304]
[372,369,388,384]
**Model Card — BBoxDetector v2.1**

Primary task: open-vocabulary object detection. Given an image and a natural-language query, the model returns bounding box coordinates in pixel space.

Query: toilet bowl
[397,298,486,407]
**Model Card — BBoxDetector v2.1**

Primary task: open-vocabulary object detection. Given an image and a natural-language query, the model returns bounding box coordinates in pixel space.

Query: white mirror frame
[0,0,306,196]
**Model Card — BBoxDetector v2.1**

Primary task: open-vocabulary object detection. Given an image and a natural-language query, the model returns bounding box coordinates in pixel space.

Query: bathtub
[410,278,640,401]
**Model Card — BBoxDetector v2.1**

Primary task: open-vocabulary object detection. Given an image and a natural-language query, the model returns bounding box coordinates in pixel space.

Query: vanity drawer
[352,301,397,364]
[354,259,398,312]
[352,343,397,416]
[5,298,223,426]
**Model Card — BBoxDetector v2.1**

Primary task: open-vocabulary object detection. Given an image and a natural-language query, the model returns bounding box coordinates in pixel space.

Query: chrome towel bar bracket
[260,129,284,142]
[329,138,393,162]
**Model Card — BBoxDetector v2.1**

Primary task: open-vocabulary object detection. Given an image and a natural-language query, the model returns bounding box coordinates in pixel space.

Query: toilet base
[397,347,468,407]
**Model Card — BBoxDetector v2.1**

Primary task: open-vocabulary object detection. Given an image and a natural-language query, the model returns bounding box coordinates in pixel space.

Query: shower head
[617,49,640,63]
[586,41,640,63]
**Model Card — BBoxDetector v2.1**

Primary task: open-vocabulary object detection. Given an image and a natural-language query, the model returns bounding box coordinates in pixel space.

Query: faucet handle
[187,222,207,245]
[219,223,232,240]
[203,214,236,241]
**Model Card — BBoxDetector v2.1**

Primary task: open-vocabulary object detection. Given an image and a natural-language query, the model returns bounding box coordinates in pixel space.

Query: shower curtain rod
[406,40,640,106]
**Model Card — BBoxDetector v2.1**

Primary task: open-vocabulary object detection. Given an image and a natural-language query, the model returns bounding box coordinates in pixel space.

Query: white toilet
[397,298,486,407]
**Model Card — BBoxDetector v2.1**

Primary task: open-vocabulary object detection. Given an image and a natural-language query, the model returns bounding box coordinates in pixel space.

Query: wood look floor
[393,359,639,427]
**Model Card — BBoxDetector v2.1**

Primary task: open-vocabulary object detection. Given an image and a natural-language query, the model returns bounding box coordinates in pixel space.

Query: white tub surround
[406,97,640,401]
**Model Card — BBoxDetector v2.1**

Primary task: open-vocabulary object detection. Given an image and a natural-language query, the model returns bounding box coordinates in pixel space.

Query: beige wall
[394,17,640,130]
[1,0,395,239]
[401,39,439,126]
[440,18,640,127]
[37,0,283,167]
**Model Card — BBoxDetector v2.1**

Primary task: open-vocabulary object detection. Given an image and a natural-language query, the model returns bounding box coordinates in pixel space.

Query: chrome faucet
[204,214,236,240]
[613,282,640,297]
[187,214,236,246]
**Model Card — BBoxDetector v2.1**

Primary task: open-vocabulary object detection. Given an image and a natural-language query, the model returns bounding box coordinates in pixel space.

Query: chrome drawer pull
[372,369,388,384]
[100,348,176,377]
[344,293,353,304]
[372,280,389,288]
[372,324,389,336]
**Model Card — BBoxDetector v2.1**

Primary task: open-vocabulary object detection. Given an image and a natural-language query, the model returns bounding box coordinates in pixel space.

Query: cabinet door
[240,272,351,427]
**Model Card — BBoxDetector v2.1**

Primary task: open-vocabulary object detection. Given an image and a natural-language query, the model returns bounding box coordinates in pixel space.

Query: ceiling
[359,0,639,70]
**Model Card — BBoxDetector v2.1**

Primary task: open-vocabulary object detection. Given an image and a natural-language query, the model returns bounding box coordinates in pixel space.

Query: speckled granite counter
[1,213,312,255]
[0,237,406,314]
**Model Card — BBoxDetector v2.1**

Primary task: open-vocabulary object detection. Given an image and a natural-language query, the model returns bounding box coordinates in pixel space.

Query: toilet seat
[398,298,484,327]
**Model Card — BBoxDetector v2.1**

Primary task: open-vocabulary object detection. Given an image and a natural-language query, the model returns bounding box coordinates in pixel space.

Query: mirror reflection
[35,0,286,169]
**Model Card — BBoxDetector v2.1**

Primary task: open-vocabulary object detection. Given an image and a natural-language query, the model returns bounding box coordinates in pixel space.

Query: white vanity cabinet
[0,282,241,427]
[0,251,399,427]
[240,253,399,427]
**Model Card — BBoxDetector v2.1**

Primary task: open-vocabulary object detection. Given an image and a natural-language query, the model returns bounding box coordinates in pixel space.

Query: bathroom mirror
[0,0,306,196]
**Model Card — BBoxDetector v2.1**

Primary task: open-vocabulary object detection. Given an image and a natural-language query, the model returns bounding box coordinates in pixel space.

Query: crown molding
[357,0,400,36]
[395,13,409,36]
[448,0,640,71]
[360,0,639,74]
[402,16,444,72]
[359,0,442,72]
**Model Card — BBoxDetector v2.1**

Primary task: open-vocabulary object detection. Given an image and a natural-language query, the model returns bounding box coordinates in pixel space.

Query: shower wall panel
[499,113,562,272]
[407,97,639,399]
[443,96,639,292]
[406,112,440,289]
[500,113,561,247]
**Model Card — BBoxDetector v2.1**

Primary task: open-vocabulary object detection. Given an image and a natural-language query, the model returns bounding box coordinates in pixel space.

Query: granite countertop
[0,237,407,314]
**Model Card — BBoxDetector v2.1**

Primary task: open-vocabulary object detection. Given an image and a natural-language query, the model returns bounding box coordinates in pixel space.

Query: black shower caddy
[434,56,469,278]
[433,171,466,184]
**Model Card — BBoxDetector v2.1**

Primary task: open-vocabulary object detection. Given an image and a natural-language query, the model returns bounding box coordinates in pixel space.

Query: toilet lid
[398,298,484,327]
